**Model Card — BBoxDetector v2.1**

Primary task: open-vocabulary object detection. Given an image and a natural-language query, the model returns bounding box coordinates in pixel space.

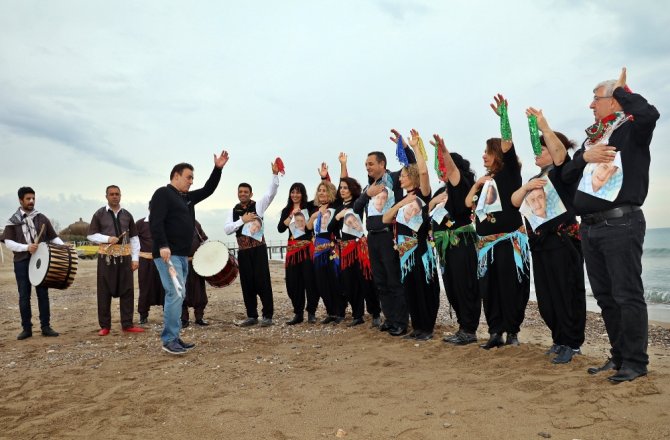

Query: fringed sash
[433,224,477,257]
[339,237,372,280]
[285,239,313,268]
[476,225,530,280]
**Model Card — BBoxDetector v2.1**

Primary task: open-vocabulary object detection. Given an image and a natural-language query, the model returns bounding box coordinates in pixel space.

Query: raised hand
[318,162,329,179]
[271,161,280,175]
[214,150,230,168]
[526,107,550,132]
[490,93,508,116]
[338,152,347,164]
[615,67,627,90]
[408,129,421,148]
[389,129,407,148]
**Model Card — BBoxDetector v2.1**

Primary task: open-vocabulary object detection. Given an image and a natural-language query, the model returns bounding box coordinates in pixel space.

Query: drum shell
[29,243,78,289]
[192,241,239,288]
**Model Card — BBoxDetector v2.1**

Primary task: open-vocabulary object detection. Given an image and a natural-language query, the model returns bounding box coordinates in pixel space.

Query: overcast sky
[1,0,667,245]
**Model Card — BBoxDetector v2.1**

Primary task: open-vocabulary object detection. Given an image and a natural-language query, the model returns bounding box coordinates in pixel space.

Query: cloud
[0,87,145,173]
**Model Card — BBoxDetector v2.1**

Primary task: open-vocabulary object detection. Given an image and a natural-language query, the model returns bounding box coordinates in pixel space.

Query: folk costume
[182,220,209,325]
[278,201,318,322]
[136,216,165,323]
[224,174,279,321]
[328,200,380,324]
[475,145,530,345]
[391,191,440,339]
[87,206,140,330]
[312,202,343,322]
[3,208,64,336]
[431,179,480,343]
[524,160,585,361]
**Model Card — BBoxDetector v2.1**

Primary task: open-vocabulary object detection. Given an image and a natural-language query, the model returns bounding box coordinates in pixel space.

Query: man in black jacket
[150,150,229,355]
[562,68,659,382]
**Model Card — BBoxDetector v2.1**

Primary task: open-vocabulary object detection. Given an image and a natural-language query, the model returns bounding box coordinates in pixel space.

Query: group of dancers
[4,68,658,382]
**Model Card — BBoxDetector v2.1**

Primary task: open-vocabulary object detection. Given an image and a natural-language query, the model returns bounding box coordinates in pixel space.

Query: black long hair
[450,152,476,183]
[283,182,309,212]
[337,177,362,203]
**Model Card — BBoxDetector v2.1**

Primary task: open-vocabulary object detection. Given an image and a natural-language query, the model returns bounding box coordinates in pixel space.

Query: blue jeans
[154,256,188,345]
[581,210,648,373]
[14,258,51,330]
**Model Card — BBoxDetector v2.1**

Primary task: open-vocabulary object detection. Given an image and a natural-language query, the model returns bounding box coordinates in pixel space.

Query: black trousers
[440,240,480,334]
[285,257,319,315]
[368,231,408,328]
[581,210,648,373]
[405,254,440,333]
[14,258,51,330]
[97,257,134,329]
[137,257,164,318]
[532,234,586,349]
[479,240,530,335]
[313,253,343,317]
[340,263,380,319]
[237,245,274,319]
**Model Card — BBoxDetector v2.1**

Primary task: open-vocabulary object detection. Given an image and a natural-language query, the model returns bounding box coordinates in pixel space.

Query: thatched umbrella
[60,218,90,241]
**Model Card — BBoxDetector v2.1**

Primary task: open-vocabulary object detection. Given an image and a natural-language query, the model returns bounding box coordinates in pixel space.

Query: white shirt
[224,174,279,235]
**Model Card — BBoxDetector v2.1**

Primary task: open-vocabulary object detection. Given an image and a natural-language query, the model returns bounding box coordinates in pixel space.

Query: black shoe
[286,314,304,325]
[321,316,337,324]
[379,321,392,332]
[587,358,619,375]
[333,316,344,324]
[181,320,190,328]
[348,317,365,327]
[41,326,59,337]
[480,333,504,350]
[608,367,647,383]
[307,313,317,324]
[505,333,520,346]
[139,316,148,325]
[237,317,259,327]
[388,326,407,337]
[195,318,209,326]
[445,330,477,345]
[260,317,273,327]
[545,344,561,355]
[552,346,581,364]
[370,316,382,328]
[402,330,418,339]
[17,329,33,340]
[415,331,433,341]
[177,338,196,350]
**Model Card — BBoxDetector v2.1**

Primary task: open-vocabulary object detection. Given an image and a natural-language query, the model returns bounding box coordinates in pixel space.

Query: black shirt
[475,145,523,236]
[562,87,660,215]
[431,175,474,232]
[150,166,221,257]
[277,200,316,241]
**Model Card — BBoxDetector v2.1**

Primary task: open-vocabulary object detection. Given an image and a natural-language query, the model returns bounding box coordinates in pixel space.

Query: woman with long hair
[466,94,530,349]
[428,136,480,345]
[382,129,439,340]
[328,153,382,327]
[307,177,343,324]
[277,181,319,325]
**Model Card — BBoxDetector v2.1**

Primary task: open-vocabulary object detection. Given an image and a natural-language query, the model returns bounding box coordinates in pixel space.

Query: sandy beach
[1,257,669,440]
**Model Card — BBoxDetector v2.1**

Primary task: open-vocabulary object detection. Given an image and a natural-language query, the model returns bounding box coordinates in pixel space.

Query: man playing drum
[87,185,143,336]
[150,150,229,355]
[224,161,280,327]
[2,187,63,340]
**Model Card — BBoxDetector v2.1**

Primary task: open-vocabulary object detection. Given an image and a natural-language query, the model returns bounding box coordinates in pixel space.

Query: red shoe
[98,328,110,336]
[122,326,145,333]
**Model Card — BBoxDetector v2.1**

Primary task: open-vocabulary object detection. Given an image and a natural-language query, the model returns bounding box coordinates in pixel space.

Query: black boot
[286,314,304,325]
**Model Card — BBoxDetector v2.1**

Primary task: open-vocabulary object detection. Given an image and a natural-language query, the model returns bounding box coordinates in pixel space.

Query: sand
[1,257,669,440]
